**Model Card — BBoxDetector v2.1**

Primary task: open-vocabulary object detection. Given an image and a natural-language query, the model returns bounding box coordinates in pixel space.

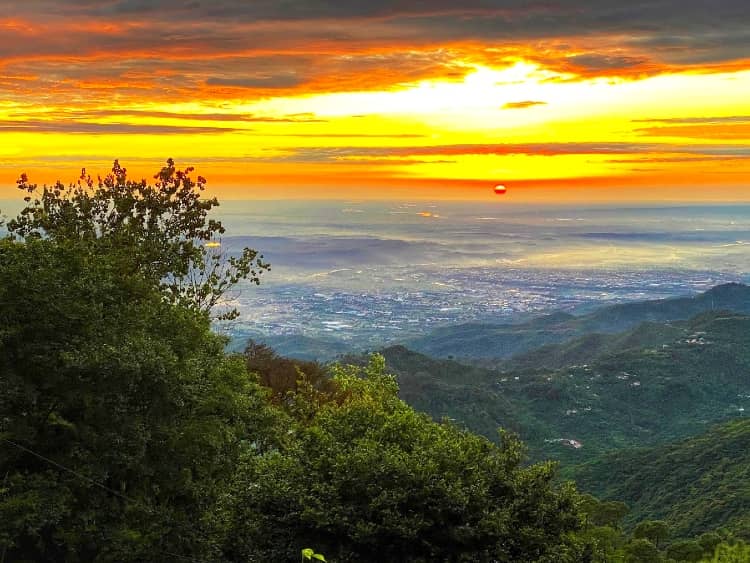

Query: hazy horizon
[194,200,750,351]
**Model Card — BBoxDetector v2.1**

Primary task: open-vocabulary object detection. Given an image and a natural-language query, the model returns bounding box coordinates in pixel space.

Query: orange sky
[0,1,749,202]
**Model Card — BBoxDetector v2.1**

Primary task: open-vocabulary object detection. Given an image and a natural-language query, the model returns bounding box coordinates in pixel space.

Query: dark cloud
[2,1,749,67]
[0,0,747,107]
[206,75,306,89]
[565,53,649,71]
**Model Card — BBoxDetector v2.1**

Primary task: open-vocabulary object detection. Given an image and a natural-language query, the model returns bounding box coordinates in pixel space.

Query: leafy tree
[700,541,750,562]
[244,340,334,399]
[625,538,662,563]
[8,159,269,319]
[698,532,723,556]
[665,539,704,562]
[575,495,630,561]
[0,163,278,561]
[224,355,588,562]
[579,494,630,528]
[634,520,671,549]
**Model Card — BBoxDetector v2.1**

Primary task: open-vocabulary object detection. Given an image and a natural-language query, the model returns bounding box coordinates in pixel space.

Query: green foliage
[700,541,750,562]
[698,532,723,556]
[224,354,587,562]
[378,307,750,468]
[579,494,630,528]
[0,163,279,561]
[301,547,327,561]
[572,419,750,539]
[8,159,269,319]
[633,521,670,549]
[665,539,704,562]
[624,538,661,563]
[573,495,630,561]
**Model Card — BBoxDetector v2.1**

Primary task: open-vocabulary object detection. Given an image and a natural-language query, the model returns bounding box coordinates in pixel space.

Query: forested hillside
[380,310,750,464]
[572,419,750,539]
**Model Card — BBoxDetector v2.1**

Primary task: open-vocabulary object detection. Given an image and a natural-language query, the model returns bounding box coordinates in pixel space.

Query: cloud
[10,109,327,123]
[565,53,649,71]
[264,133,427,138]
[605,156,749,163]
[634,115,750,124]
[502,100,547,109]
[253,142,750,163]
[635,124,750,140]
[0,120,240,134]
[0,0,748,103]
[206,74,306,89]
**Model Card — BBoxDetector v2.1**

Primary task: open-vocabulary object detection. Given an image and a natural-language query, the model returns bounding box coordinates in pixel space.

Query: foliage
[565,497,744,563]
[700,541,750,562]
[698,532,723,555]
[573,419,750,539]
[224,355,587,562]
[376,308,750,469]
[624,538,661,563]
[301,547,327,561]
[633,521,670,549]
[665,539,704,562]
[244,340,334,400]
[8,159,269,319]
[0,163,279,561]
[579,494,630,528]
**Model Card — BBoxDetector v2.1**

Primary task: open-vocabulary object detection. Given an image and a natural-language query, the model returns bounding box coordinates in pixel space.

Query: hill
[504,320,686,370]
[227,332,354,360]
[378,310,750,464]
[571,418,750,539]
[404,283,750,361]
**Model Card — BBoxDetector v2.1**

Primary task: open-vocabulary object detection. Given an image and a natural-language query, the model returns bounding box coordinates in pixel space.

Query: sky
[0,0,749,201]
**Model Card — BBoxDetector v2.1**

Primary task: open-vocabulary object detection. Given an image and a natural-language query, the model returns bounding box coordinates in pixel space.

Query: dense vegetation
[376,309,750,465]
[572,496,750,562]
[573,419,750,539]
[0,162,589,562]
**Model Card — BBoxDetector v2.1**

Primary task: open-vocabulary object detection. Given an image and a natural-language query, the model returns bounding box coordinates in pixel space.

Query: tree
[698,532,723,557]
[633,520,670,549]
[701,541,750,562]
[244,340,334,399]
[579,494,630,528]
[665,539,703,562]
[224,355,588,562]
[625,538,662,563]
[0,162,279,561]
[8,159,269,319]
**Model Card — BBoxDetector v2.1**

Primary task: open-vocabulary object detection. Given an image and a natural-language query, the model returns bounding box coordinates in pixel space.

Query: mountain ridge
[375,308,750,465]
[404,282,750,360]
